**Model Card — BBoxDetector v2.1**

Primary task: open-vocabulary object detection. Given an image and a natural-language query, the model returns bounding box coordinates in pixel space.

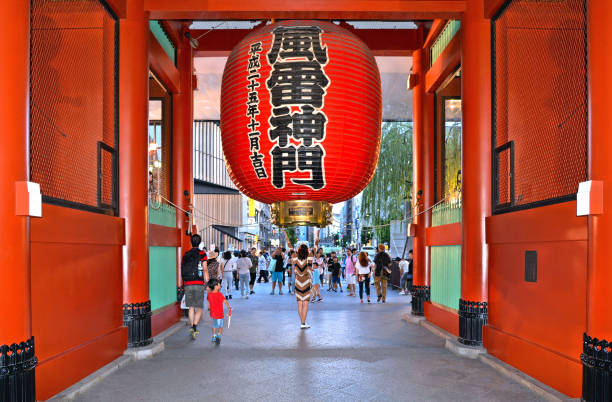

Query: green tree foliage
[360,122,413,244]
[285,227,298,247]
[443,121,462,198]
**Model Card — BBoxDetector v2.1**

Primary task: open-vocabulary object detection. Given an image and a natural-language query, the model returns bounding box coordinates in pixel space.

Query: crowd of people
[179,231,414,341]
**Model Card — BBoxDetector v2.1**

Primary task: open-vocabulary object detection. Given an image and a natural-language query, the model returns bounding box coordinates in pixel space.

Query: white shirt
[399,260,409,273]
[258,255,268,270]
[228,256,238,272]
[237,257,252,274]
[356,262,373,275]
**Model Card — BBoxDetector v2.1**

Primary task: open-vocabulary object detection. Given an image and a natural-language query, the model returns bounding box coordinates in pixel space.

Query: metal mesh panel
[493,0,587,213]
[30,0,118,214]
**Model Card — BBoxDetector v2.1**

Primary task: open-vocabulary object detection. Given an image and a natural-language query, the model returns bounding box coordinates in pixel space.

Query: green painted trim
[149,200,177,227]
[432,199,462,226]
[149,246,177,311]
[430,20,461,68]
[430,245,461,310]
[150,20,176,66]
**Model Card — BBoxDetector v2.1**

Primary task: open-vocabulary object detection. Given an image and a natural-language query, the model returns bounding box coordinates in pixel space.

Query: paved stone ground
[75,281,543,402]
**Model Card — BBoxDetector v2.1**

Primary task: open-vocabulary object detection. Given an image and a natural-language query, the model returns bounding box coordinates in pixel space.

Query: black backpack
[181,248,200,282]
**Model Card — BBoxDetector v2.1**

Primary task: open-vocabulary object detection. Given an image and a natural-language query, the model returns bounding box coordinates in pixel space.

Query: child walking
[311,262,323,302]
[206,279,232,343]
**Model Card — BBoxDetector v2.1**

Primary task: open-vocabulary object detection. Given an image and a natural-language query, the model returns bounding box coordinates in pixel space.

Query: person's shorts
[272,271,284,282]
[346,274,356,285]
[184,285,205,308]
[332,275,341,284]
[212,318,224,328]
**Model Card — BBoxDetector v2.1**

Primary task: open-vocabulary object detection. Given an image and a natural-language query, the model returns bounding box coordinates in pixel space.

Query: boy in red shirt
[206,279,232,343]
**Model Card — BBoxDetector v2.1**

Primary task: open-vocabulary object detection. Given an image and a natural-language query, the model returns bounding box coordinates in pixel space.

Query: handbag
[268,258,277,272]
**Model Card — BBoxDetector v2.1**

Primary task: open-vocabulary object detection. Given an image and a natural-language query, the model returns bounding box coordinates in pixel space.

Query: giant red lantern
[221,20,382,226]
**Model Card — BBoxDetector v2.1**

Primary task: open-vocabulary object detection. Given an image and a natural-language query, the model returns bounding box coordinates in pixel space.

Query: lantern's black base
[410,286,430,316]
[0,336,37,402]
[123,301,153,348]
[458,299,488,346]
[582,333,612,402]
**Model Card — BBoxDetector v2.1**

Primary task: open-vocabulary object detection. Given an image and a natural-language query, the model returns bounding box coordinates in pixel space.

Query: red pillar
[0,1,37,399]
[173,25,194,285]
[583,1,612,400]
[458,0,491,346]
[119,0,152,347]
[410,47,431,315]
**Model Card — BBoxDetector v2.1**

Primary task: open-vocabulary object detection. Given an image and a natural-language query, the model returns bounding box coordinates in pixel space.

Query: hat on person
[394,257,401,261]
[207,250,219,259]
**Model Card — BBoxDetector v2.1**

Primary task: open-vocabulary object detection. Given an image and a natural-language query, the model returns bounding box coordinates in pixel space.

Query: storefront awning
[212,224,241,242]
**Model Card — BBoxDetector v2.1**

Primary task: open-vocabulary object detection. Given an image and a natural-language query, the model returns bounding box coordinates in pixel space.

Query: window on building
[435,69,462,202]
[148,73,172,202]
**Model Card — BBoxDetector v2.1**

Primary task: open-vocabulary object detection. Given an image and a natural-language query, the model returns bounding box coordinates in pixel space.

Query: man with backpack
[373,244,392,303]
[181,234,206,340]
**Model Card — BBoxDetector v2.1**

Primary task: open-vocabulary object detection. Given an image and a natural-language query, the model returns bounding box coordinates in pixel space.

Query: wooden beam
[145,0,466,20]
[425,32,460,93]
[149,31,181,93]
[105,0,126,18]
[484,0,507,19]
[423,19,447,49]
[192,27,423,57]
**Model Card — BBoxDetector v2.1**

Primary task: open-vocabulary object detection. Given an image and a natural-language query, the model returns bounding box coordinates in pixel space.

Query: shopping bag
[180,294,187,310]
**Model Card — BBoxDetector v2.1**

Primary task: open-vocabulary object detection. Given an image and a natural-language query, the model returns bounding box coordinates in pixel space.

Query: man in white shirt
[258,251,269,283]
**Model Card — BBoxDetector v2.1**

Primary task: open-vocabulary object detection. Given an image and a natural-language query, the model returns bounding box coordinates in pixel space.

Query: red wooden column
[0,2,37,400]
[172,25,194,287]
[458,0,491,346]
[119,0,152,348]
[410,47,430,315]
[583,1,612,400]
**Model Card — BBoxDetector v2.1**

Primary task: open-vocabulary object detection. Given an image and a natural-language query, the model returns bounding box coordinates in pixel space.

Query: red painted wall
[425,301,459,336]
[31,204,127,400]
[484,201,587,397]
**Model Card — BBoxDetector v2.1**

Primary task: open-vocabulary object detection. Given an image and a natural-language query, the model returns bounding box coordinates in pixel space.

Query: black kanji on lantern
[245,41,268,179]
[266,26,330,190]
[271,145,298,188]
[267,26,328,65]
[270,144,325,189]
[267,61,329,108]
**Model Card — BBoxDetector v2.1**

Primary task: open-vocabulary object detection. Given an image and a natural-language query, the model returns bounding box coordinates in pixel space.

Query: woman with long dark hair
[356,251,373,303]
[293,244,313,329]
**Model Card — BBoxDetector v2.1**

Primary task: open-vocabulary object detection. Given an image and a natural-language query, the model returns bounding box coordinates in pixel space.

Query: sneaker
[367,299,371,303]
[270,291,274,295]
[225,296,229,300]
[215,336,221,344]
[317,297,323,302]
[340,289,343,293]
[300,324,307,329]
[303,323,310,329]
[360,300,364,304]
[382,300,386,303]
[377,296,381,303]
[229,295,233,299]
[250,291,255,295]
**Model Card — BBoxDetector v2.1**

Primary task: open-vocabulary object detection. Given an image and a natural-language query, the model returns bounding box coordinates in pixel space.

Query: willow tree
[360,122,413,244]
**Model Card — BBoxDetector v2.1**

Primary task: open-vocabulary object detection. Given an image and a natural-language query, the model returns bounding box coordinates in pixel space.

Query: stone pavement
[73,281,543,401]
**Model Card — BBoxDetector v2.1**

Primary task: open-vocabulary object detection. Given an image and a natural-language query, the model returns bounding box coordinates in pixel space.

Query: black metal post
[582,333,612,402]
[458,299,488,346]
[410,285,430,316]
[0,337,37,402]
[123,301,153,348]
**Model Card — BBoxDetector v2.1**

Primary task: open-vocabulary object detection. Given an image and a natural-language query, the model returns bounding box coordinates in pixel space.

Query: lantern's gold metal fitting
[271,200,332,228]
